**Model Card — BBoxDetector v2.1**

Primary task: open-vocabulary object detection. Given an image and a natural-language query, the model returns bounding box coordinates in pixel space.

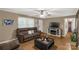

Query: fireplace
[51,30,56,35]
[48,22,60,35]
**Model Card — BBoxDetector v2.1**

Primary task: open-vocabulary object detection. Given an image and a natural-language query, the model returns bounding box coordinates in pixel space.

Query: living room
[0,8,79,50]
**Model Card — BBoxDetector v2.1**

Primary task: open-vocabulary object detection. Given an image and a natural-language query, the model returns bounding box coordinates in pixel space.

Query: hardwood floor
[19,32,77,50]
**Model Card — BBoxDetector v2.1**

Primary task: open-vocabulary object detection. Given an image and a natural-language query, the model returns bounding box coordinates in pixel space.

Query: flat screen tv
[49,22,60,28]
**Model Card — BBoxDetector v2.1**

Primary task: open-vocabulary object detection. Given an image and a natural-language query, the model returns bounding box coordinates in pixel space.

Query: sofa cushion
[24,35,32,38]
[32,32,39,36]
[31,30,34,33]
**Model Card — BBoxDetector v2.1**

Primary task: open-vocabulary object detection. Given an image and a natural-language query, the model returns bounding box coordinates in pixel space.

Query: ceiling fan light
[39,10,48,18]
[40,15,45,17]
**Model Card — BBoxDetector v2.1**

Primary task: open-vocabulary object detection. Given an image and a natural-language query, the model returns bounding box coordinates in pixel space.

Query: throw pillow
[28,31,32,34]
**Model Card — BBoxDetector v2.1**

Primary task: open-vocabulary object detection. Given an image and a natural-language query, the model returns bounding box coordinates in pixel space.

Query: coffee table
[34,38,54,50]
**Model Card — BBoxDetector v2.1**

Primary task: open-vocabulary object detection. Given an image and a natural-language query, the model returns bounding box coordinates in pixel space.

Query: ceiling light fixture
[39,10,47,18]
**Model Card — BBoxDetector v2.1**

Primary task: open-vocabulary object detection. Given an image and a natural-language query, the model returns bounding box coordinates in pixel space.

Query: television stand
[48,28,61,37]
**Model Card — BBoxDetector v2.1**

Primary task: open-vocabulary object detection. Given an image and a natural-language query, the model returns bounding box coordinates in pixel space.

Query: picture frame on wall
[3,19,14,26]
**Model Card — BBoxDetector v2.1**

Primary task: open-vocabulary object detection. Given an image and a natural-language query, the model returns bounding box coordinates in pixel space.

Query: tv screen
[50,22,59,28]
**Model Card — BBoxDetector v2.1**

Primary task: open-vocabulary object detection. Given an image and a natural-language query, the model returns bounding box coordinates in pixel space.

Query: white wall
[72,18,76,32]
[0,10,18,42]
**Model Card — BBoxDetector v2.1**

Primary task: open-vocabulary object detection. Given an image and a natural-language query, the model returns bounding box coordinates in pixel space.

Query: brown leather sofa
[0,39,20,50]
[16,27,41,43]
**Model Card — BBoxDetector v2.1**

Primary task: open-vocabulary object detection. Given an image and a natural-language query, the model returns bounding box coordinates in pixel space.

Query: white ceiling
[0,8,78,18]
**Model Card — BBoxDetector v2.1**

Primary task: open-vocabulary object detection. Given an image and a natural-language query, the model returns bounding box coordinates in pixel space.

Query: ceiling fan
[40,10,46,17]
[34,9,52,18]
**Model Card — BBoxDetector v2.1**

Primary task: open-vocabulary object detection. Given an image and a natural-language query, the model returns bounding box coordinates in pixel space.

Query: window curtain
[34,19,39,29]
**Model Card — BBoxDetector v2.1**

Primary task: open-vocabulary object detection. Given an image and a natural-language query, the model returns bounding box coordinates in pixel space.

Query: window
[18,17,34,28]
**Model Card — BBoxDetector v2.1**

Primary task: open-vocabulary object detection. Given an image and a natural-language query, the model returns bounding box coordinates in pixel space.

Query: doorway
[68,21,72,32]
[64,18,76,36]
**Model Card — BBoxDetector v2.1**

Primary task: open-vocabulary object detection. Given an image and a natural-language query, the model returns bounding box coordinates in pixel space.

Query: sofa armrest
[17,35,24,43]
[18,32,24,35]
